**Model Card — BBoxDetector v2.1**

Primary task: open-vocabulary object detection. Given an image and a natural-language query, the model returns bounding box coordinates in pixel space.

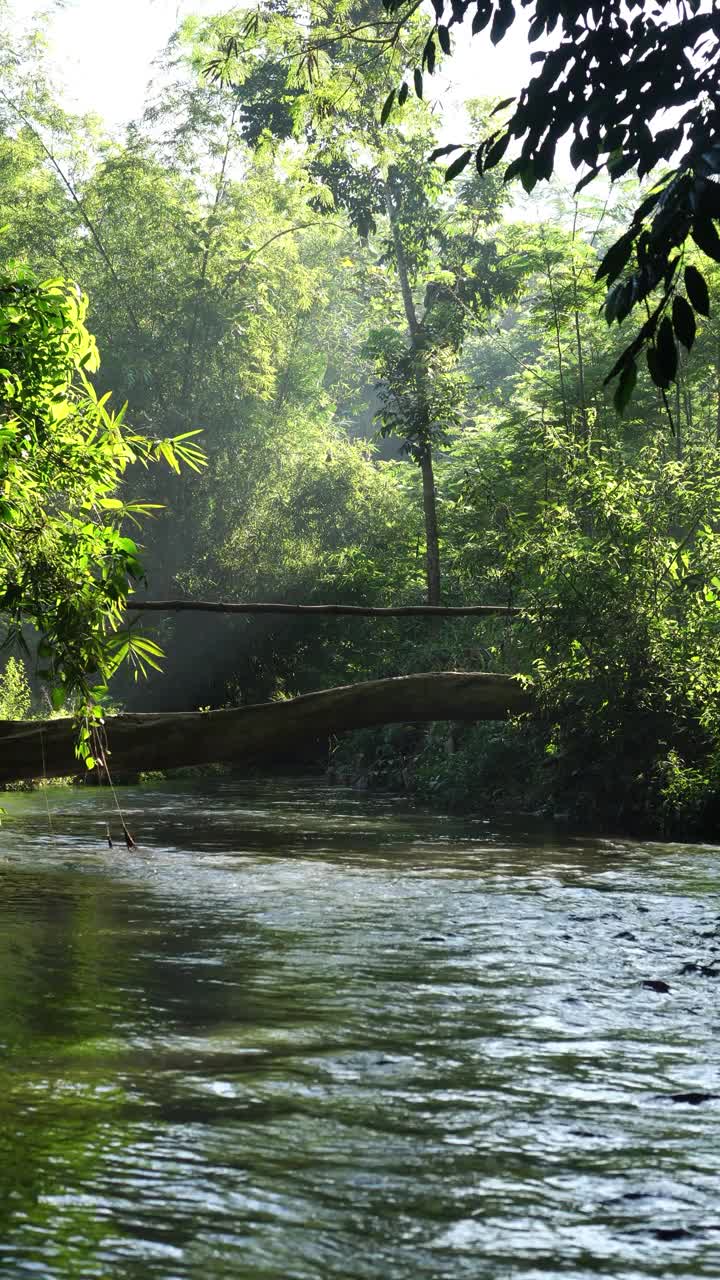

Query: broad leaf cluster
[0,263,204,731]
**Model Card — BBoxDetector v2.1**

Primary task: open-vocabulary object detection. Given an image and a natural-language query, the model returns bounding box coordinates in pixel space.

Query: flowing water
[0,778,719,1279]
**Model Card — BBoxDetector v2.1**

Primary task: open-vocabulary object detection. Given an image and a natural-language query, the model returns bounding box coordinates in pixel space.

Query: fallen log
[127,599,522,619]
[0,671,533,785]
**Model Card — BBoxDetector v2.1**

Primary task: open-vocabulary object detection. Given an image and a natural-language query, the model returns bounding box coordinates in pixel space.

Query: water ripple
[0,779,718,1277]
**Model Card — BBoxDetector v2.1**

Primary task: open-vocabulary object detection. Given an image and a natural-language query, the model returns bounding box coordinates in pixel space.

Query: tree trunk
[542,237,569,432]
[419,448,441,605]
[180,102,239,410]
[570,206,588,439]
[0,672,533,785]
[383,182,442,605]
[716,332,720,445]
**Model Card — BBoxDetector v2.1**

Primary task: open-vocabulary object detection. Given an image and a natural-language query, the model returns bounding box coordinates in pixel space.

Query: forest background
[2,0,720,835]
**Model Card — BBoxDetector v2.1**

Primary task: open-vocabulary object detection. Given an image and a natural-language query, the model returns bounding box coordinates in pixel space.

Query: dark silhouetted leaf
[691,217,720,262]
[398,81,409,106]
[632,184,666,224]
[604,280,624,324]
[491,0,515,44]
[569,135,585,168]
[445,149,473,181]
[657,315,678,381]
[596,231,635,284]
[614,358,637,414]
[380,88,396,125]
[472,3,492,33]
[484,132,510,169]
[438,24,451,54]
[672,294,696,349]
[647,345,671,389]
[503,156,524,182]
[685,264,711,315]
[697,181,720,219]
[414,67,423,99]
[606,279,633,325]
[490,96,515,116]
[520,159,537,193]
[608,151,637,180]
[424,34,436,74]
[429,143,463,162]
[574,165,600,194]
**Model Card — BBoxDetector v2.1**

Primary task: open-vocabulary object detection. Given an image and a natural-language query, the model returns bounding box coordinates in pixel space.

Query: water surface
[0,779,719,1278]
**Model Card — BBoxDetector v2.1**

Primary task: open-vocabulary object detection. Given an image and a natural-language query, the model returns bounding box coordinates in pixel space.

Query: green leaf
[50,685,65,711]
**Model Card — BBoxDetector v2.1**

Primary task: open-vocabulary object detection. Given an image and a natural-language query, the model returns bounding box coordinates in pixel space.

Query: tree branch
[0,672,533,784]
[126,599,522,618]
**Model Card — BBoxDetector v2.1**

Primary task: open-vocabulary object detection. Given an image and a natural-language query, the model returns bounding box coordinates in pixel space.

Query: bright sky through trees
[35,0,533,130]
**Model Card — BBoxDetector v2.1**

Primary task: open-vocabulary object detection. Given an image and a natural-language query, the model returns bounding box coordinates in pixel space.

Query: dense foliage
[0,259,203,740]
[2,2,720,832]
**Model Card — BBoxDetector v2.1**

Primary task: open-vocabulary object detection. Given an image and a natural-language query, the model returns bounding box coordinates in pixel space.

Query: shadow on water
[0,778,719,1278]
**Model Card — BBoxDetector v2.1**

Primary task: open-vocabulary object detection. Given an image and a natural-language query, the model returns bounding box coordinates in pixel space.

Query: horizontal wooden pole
[0,672,533,784]
[127,599,522,619]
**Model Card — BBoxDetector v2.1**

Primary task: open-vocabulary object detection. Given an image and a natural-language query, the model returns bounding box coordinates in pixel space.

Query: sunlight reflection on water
[0,779,718,1278]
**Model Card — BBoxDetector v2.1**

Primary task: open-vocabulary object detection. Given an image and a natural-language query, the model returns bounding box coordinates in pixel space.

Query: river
[0,778,718,1278]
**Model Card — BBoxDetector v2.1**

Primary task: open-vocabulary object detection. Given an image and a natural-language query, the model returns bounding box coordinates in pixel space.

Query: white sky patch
[27,0,578,220]
[34,0,225,125]
[30,0,533,131]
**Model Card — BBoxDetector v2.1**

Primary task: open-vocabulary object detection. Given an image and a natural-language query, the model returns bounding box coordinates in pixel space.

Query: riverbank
[329,720,720,842]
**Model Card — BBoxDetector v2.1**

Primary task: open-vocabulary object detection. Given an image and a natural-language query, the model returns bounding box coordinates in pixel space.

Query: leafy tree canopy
[210,0,719,404]
[402,0,720,407]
